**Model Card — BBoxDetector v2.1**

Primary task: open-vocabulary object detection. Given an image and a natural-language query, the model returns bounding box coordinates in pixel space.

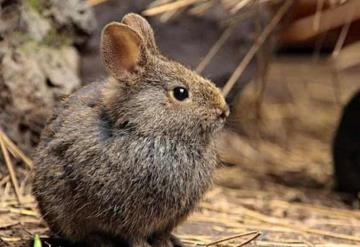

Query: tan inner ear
[122,13,158,54]
[101,22,142,78]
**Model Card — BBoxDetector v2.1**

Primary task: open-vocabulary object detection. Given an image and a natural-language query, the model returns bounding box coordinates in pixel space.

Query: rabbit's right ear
[101,22,142,78]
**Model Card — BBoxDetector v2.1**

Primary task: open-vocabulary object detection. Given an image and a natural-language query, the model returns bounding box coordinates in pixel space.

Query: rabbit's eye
[173,87,189,101]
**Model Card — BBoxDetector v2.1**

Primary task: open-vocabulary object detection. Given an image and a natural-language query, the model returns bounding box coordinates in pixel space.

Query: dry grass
[1,57,360,247]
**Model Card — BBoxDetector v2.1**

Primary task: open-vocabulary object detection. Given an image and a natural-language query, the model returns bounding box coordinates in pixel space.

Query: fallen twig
[196,26,234,73]
[88,0,108,7]
[143,0,207,16]
[237,231,261,246]
[205,231,259,246]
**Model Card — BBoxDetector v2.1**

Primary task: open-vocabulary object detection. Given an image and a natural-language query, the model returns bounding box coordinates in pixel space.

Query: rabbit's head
[101,13,229,142]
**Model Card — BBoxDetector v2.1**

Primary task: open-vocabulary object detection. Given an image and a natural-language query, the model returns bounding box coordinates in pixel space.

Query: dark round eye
[173,87,189,101]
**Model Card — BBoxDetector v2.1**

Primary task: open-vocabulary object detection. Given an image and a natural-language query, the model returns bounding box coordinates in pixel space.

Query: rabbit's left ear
[122,13,158,54]
[101,22,142,78]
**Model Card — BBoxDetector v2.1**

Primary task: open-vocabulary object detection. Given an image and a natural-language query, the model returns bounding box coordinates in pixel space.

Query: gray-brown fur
[32,13,229,247]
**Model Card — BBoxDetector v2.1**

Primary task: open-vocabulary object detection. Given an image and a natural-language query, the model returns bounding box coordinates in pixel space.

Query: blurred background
[1,0,360,246]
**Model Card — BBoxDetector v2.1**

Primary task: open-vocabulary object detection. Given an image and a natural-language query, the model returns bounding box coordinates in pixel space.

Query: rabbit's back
[33,81,109,238]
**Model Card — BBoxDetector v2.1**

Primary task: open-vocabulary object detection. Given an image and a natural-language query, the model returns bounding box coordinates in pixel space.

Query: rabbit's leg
[150,233,184,247]
[170,234,184,247]
[78,234,116,247]
[131,238,152,247]
[77,233,130,247]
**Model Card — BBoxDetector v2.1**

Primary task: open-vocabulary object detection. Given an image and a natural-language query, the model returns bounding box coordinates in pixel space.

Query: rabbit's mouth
[210,107,229,130]
[197,109,229,136]
[215,119,227,131]
[203,118,227,135]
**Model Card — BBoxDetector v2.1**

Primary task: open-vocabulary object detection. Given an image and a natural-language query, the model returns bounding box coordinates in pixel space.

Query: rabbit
[32,13,229,247]
[333,90,360,194]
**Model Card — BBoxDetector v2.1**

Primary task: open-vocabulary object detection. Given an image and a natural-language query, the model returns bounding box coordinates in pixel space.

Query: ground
[0,57,360,246]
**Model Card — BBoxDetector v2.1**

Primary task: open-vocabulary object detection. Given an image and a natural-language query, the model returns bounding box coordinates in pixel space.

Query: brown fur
[32,13,229,247]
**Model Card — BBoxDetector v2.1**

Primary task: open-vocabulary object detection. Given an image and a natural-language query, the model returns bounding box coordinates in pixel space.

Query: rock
[21,4,51,42]
[0,0,95,154]
[47,0,97,44]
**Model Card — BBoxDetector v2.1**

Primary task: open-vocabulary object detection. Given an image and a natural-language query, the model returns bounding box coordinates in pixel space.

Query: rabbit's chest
[105,136,216,207]
[139,150,213,222]
[143,145,212,198]
[119,136,216,206]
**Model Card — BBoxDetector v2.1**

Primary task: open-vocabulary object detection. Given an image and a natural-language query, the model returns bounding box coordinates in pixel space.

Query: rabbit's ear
[122,13,158,54]
[101,22,142,78]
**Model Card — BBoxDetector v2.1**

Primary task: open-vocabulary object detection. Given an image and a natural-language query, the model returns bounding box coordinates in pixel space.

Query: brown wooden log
[280,1,360,44]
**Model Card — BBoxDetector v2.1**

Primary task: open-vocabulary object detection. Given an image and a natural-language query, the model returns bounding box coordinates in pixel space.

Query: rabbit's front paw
[151,234,184,247]
[170,234,184,247]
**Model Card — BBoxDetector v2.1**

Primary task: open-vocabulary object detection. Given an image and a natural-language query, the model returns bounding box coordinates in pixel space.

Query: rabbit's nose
[216,105,230,119]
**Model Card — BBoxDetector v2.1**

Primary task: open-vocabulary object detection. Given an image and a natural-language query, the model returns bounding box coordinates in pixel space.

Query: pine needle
[222,0,294,97]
